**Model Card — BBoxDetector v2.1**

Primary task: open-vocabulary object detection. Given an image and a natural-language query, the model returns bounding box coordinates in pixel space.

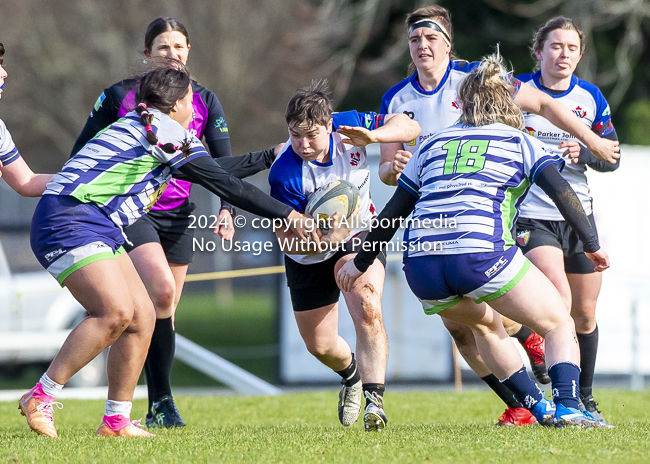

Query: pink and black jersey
[71,79,231,211]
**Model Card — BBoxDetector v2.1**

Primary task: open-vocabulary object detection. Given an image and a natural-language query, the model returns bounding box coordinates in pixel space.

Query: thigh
[567,272,602,318]
[128,242,177,301]
[293,302,340,346]
[488,262,570,335]
[524,245,572,310]
[115,252,155,332]
[285,255,340,311]
[439,298,495,330]
[335,253,385,319]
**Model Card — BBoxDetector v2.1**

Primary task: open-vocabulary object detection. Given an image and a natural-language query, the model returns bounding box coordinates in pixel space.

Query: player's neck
[417,58,450,91]
[539,72,572,92]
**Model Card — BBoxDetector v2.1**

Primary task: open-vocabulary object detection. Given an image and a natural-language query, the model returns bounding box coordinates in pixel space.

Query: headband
[408,19,451,46]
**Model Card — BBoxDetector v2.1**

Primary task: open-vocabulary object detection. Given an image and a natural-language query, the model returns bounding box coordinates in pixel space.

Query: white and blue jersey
[0,118,21,167]
[517,72,615,220]
[380,61,481,154]
[269,111,384,265]
[44,109,209,228]
[398,123,563,257]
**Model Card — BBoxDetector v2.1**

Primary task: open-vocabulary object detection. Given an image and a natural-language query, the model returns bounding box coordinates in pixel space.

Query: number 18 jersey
[398,123,563,257]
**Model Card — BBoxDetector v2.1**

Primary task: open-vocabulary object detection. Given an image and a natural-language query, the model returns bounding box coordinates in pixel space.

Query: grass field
[1,389,649,463]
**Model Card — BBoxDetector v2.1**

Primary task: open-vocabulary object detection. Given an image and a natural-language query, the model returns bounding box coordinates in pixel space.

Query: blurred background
[0,0,649,392]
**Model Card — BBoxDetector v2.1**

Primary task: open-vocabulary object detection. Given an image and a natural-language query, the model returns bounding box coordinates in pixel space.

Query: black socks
[576,326,599,398]
[482,373,523,409]
[336,353,361,386]
[144,317,175,413]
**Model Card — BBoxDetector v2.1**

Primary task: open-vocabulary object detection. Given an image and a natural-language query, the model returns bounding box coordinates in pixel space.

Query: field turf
[1,389,648,463]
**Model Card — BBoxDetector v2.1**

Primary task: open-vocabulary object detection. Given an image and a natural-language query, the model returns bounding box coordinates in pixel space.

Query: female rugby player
[339,53,613,428]
[378,5,620,426]
[270,80,420,431]
[19,65,315,438]
[515,17,619,421]
[71,18,276,427]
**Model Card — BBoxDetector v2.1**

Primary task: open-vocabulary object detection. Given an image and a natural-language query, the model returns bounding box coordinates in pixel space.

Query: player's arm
[514,83,619,164]
[0,157,52,197]
[177,155,317,242]
[535,164,608,272]
[379,143,412,186]
[560,131,620,172]
[70,85,124,157]
[336,186,417,292]
[337,114,421,146]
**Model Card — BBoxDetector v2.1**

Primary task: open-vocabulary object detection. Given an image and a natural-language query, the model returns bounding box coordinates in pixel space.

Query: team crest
[350,151,361,166]
[573,106,587,118]
[524,126,535,136]
[451,101,460,110]
[516,230,530,246]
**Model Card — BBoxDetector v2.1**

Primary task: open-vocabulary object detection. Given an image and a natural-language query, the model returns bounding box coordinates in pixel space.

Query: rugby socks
[335,354,361,387]
[144,317,175,412]
[501,366,543,409]
[576,326,598,398]
[548,361,581,409]
[513,326,534,345]
[481,374,523,409]
[103,400,133,430]
[363,383,385,407]
[39,373,64,399]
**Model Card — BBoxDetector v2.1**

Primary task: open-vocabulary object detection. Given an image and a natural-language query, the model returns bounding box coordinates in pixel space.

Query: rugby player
[515,16,619,421]
[269,79,420,431]
[338,53,613,428]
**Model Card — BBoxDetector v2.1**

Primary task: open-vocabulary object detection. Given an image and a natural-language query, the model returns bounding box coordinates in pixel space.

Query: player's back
[398,123,559,255]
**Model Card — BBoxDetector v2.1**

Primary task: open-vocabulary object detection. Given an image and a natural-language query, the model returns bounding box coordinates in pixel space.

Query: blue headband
[408,19,451,46]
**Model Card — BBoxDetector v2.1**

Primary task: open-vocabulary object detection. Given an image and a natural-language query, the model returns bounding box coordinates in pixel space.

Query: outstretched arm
[1,157,52,197]
[337,114,421,146]
[515,83,619,164]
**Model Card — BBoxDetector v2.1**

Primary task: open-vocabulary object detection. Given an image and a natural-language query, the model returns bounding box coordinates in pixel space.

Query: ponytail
[135,103,192,156]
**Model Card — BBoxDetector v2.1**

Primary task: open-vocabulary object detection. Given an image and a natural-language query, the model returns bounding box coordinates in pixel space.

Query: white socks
[105,400,132,418]
[39,373,64,398]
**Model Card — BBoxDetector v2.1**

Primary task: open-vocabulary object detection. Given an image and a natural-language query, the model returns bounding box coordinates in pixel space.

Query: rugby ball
[305,180,360,232]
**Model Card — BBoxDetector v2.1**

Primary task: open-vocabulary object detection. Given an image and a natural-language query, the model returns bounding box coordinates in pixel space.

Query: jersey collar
[309,137,334,167]
[532,71,578,98]
[410,61,452,96]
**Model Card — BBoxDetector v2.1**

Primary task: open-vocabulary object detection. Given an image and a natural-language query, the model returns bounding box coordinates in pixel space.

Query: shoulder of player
[105,78,137,100]
[450,60,480,75]
[269,144,302,183]
[514,72,537,85]
[573,76,608,106]
[381,74,417,108]
[191,80,217,104]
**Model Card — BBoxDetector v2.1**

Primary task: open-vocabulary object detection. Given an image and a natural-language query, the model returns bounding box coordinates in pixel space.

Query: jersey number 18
[442,139,489,175]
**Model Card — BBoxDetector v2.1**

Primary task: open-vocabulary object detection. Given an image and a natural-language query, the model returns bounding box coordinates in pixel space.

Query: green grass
[0,290,277,390]
[1,390,649,463]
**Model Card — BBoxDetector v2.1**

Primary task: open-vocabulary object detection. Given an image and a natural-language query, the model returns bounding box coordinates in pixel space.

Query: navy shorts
[31,195,125,285]
[403,246,530,315]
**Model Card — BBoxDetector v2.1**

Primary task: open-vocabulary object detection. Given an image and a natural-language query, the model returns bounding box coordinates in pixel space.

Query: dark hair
[285,79,333,128]
[134,62,192,155]
[405,5,456,75]
[144,17,190,53]
[531,16,585,71]
[0,43,5,66]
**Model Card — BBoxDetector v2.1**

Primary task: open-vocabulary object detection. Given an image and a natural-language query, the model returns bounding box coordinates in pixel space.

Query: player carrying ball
[270,79,420,431]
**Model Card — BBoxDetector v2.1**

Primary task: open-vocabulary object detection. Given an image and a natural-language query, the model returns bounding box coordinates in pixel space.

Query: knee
[150,280,175,314]
[443,320,474,348]
[353,285,383,327]
[304,337,336,359]
[104,307,134,340]
[572,311,597,333]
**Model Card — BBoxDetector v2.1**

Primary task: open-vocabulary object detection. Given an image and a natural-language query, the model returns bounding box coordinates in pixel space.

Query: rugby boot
[363,391,388,432]
[553,404,615,429]
[146,396,186,428]
[521,332,551,384]
[97,415,156,437]
[528,397,556,426]
[18,383,62,438]
[338,379,363,426]
[579,394,605,422]
[496,407,537,426]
